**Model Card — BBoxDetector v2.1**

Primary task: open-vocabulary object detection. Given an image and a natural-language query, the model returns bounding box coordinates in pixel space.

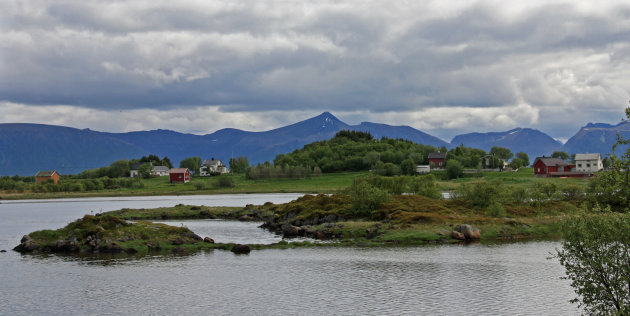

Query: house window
[537,168,540,173]
[578,164,582,167]
[586,164,590,167]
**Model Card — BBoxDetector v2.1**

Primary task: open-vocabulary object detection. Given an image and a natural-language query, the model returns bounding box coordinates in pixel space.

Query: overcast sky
[2,0,629,142]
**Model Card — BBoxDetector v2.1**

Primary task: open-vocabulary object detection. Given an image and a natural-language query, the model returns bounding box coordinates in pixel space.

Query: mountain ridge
[1,113,627,176]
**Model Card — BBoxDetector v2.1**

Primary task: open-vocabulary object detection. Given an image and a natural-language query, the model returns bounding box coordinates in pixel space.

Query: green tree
[490,146,513,160]
[349,180,390,216]
[445,160,463,179]
[556,212,630,314]
[137,163,153,178]
[515,152,530,166]
[229,156,250,173]
[551,151,570,161]
[108,159,130,178]
[179,157,202,175]
[400,159,416,175]
[161,157,173,169]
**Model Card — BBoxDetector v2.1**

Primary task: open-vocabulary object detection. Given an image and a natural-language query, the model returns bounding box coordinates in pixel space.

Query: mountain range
[1,112,628,176]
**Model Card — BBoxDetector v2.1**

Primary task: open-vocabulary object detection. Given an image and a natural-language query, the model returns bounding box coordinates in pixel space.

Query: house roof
[169,168,190,174]
[35,170,58,177]
[534,157,567,166]
[575,153,601,161]
[153,166,170,172]
[203,159,223,166]
[428,152,447,159]
[130,162,149,170]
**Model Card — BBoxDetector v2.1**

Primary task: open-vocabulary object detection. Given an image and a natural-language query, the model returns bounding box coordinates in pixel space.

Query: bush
[215,176,235,188]
[410,174,441,198]
[445,160,463,179]
[485,202,506,217]
[556,212,630,314]
[349,180,391,217]
[194,182,206,190]
[456,181,502,207]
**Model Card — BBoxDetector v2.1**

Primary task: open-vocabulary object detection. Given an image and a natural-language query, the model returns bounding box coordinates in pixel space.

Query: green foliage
[410,174,441,198]
[456,180,502,207]
[138,163,153,178]
[445,160,463,179]
[447,145,485,168]
[179,157,202,175]
[349,180,391,216]
[515,152,530,166]
[229,156,250,173]
[273,132,438,173]
[246,164,313,180]
[193,182,205,190]
[215,176,235,188]
[485,202,506,217]
[556,212,630,314]
[551,151,570,161]
[490,146,513,160]
[535,182,558,200]
[400,159,416,175]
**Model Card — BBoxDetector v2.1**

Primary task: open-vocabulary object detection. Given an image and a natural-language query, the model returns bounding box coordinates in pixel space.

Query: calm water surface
[0,194,580,315]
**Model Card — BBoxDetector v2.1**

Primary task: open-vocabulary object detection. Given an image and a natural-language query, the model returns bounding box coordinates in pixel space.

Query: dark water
[0,195,580,315]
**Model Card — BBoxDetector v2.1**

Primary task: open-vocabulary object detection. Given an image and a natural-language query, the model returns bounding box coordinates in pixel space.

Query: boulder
[203,237,215,244]
[281,224,301,237]
[13,235,40,253]
[184,232,203,241]
[170,238,185,245]
[231,244,251,254]
[238,215,255,222]
[453,224,481,240]
[450,230,465,240]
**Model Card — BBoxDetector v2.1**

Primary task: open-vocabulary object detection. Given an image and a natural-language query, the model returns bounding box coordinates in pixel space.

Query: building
[428,152,447,169]
[533,157,589,178]
[574,153,603,173]
[169,168,191,183]
[35,170,60,184]
[152,166,170,177]
[415,165,431,174]
[131,163,171,178]
[200,158,228,176]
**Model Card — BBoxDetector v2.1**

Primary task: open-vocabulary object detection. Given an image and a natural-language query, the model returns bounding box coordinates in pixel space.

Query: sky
[1,0,629,143]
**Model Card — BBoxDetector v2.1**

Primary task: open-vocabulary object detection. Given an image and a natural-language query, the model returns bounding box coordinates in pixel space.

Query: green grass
[1,168,592,200]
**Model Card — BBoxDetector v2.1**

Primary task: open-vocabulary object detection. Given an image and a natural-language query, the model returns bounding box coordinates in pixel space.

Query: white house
[200,158,228,176]
[130,163,170,177]
[574,153,603,173]
[415,165,431,174]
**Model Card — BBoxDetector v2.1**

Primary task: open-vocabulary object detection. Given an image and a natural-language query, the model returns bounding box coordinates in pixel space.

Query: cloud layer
[2,0,629,139]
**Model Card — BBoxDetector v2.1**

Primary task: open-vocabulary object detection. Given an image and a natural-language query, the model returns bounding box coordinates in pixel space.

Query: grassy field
[0,168,592,200]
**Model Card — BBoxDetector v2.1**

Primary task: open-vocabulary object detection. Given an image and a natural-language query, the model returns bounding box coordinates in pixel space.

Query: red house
[428,152,447,169]
[533,157,573,177]
[169,168,191,183]
[35,170,60,184]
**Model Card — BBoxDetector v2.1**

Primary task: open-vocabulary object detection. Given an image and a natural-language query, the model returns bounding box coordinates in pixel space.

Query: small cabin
[169,168,191,183]
[428,153,447,169]
[35,170,60,184]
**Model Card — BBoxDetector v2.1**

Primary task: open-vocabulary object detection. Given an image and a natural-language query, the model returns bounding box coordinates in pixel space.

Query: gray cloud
[1,0,629,139]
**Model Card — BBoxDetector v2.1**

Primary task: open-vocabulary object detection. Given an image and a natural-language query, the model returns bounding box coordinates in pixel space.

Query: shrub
[485,202,506,217]
[456,180,502,207]
[445,160,463,179]
[215,176,235,188]
[194,182,206,190]
[556,212,630,314]
[410,174,440,199]
[349,180,391,217]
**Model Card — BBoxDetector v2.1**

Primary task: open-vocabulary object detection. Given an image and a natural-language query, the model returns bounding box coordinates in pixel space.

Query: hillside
[563,122,630,156]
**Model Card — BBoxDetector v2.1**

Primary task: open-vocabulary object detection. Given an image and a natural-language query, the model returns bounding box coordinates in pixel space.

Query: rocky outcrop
[13,235,40,253]
[203,237,215,244]
[452,224,481,240]
[231,244,251,254]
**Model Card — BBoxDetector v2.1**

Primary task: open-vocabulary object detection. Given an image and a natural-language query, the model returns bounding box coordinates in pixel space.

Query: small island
[14,192,577,256]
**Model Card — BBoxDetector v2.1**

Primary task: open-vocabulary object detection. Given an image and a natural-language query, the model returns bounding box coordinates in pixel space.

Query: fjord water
[0,195,579,315]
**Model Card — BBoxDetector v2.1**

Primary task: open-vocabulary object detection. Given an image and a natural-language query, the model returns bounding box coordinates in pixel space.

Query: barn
[169,168,191,183]
[428,152,447,169]
[35,170,60,184]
